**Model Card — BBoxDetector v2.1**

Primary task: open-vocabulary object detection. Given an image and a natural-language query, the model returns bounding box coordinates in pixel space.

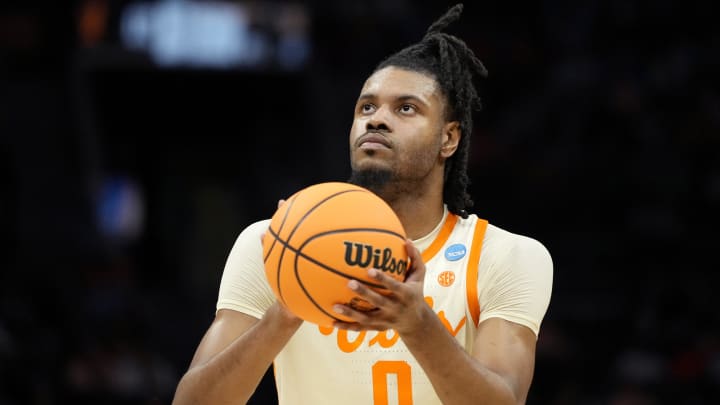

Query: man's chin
[347,168,393,194]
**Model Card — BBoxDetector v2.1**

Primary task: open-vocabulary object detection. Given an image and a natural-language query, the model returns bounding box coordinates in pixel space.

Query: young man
[173,4,552,404]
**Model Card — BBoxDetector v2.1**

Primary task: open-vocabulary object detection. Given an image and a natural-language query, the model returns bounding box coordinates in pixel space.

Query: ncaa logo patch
[444,243,466,261]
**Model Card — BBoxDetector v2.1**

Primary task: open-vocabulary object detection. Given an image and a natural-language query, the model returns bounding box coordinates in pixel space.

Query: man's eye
[399,104,416,113]
[361,104,375,113]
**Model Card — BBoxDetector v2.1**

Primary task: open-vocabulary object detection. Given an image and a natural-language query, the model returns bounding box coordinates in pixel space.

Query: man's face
[349,67,448,191]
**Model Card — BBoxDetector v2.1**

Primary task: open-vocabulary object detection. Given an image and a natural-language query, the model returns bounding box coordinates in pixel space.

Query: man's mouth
[357,133,391,150]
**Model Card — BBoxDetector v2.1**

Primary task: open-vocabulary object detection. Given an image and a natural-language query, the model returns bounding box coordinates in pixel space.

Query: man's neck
[392,197,445,241]
[359,165,447,240]
[382,179,445,240]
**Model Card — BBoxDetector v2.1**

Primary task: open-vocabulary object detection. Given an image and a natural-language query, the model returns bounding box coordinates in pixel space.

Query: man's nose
[366,105,392,132]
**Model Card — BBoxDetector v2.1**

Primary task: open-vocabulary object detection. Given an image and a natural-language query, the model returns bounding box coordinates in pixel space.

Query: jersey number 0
[372,360,413,404]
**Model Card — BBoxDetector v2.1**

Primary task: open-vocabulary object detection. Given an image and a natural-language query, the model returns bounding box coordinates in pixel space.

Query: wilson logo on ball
[343,242,408,275]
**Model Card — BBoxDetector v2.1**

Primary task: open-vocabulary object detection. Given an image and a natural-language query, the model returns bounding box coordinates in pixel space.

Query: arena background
[1,1,718,404]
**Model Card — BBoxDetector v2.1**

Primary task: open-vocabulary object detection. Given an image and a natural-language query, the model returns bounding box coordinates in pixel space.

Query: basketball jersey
[217,208,553,405]
[272,213,486,405]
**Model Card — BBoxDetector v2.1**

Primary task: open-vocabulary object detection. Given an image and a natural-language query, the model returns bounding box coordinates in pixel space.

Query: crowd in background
[1,1,718,403]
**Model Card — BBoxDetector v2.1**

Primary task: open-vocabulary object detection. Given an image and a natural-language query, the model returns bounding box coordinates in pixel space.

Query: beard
[347,167,393,196]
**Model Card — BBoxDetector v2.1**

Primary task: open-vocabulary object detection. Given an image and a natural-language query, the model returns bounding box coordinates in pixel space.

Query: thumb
[403,239,426,283]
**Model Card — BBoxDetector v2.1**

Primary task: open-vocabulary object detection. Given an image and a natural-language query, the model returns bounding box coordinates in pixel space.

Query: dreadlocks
[375,4,487,218]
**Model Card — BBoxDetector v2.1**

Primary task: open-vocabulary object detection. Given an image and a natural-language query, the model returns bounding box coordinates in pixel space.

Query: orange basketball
[262,182,409,327]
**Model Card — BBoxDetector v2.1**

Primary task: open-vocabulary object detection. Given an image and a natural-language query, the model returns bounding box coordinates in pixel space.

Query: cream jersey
[217,207,553,404]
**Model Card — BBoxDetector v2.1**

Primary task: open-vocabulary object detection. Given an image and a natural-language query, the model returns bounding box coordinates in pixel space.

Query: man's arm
[173,303,302,405]
[333,239,545,404]
[401,313,536,404]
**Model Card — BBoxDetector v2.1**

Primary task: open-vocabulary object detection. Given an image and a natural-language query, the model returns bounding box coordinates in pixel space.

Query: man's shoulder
[230,219,272,250]
[246,218,272,232]
[475,218,551,260]
[239,218,272,237]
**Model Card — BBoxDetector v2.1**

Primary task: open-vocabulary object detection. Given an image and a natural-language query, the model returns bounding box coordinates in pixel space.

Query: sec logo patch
[438,271,455,287]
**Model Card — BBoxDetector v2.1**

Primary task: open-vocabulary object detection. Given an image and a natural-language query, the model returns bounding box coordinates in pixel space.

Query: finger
[404,238,422,263]
[277,199,286,209]
[332,321,364,331]
[332,304,389,332]
[347,277,391,308]
[333,319,387,332]
[332,321,382,332]
[404,239,426,282]
[366,268,405,294]
[332,303,372,324]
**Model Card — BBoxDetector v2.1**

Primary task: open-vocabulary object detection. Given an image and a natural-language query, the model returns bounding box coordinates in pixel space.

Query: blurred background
[1,0,719,404]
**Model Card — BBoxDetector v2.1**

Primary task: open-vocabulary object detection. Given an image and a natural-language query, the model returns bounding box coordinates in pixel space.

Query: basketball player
[173,4,552,404]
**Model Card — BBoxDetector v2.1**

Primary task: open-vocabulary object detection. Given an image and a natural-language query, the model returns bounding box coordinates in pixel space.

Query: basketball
[262,182,409,327]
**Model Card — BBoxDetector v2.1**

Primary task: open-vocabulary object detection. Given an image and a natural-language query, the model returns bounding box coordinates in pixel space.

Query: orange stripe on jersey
[421,214,458,263]
[466,219,488,327]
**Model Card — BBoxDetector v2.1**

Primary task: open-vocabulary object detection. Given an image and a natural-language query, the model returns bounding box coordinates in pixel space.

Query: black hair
[374,4,487,218]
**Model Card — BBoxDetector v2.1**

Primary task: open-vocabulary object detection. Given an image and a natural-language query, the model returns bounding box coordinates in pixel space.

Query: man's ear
[440,121,461,158]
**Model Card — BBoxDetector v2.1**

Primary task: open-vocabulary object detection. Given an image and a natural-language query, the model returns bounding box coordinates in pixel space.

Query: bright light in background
[97,176,145,243]
[120,0,310,70]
